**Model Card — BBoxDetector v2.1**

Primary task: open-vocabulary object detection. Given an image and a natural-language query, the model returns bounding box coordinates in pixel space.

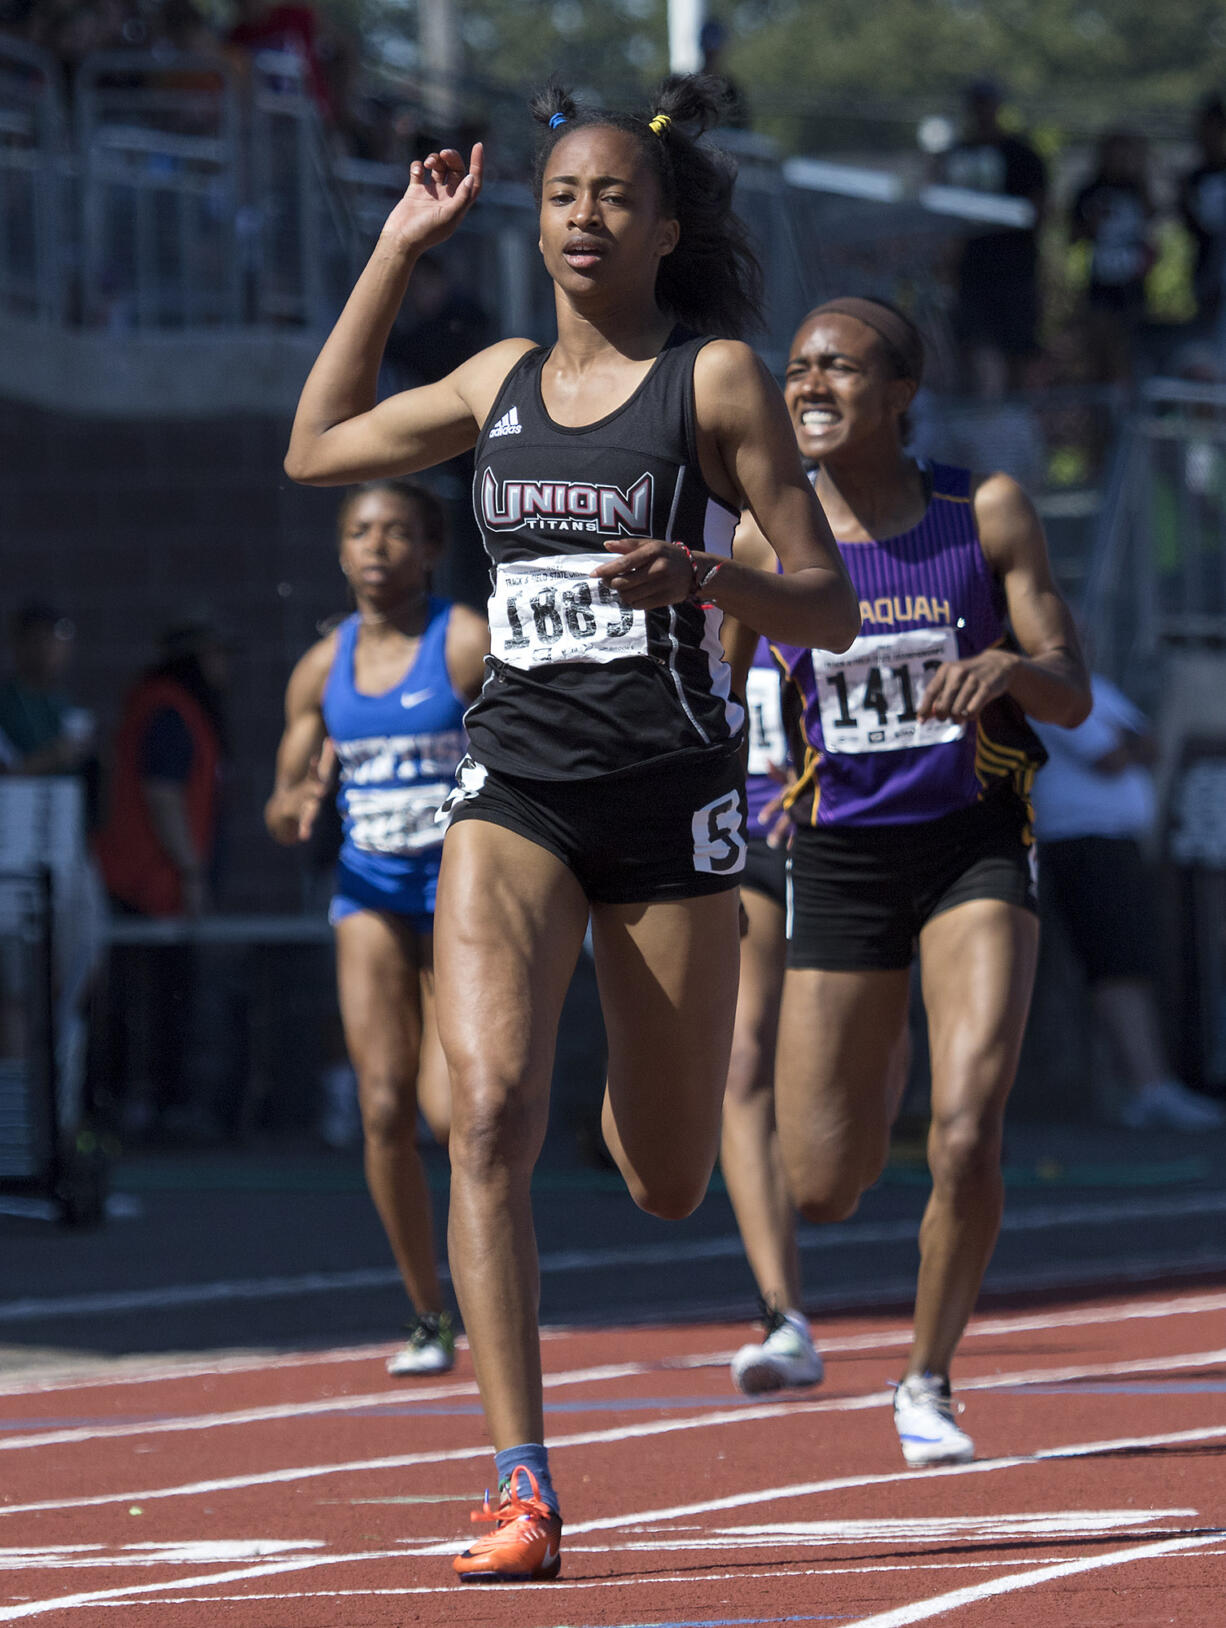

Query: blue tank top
[322,600,467,887]
[774,462,1044,827]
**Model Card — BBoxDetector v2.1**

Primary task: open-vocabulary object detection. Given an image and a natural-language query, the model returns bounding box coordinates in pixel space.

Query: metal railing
[1083,378,1226,686]
[0,34,70,323]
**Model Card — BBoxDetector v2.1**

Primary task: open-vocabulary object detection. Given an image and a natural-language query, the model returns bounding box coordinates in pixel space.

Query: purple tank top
[745,636,787,834]
[774,462,1043,827]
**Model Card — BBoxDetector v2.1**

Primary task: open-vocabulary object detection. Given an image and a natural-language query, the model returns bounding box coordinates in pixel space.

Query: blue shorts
[328,851,440,935]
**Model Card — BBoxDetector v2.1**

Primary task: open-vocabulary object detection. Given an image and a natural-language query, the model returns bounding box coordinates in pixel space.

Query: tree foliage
[335,0,1226,151]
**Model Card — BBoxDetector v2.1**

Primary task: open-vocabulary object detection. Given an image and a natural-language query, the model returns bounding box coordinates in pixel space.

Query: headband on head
[549,112,567,129]
[807,296,924,385]
[649,113,671,136]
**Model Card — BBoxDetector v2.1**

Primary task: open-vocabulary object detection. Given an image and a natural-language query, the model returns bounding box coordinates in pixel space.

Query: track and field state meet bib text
[812,627,965,755]
[489,555,647,668]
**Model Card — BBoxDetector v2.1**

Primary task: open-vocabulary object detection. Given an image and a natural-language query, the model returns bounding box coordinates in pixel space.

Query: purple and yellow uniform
[774,462,1043,830]
[778,462,1044,972]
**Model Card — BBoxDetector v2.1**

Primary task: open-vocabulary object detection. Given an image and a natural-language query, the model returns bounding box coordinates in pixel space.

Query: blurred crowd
[935,80,1226,400]
[0,0,465,166]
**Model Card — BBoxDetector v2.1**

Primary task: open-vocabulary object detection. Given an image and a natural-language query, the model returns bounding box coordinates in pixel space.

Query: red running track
[1,1283,1224,1626]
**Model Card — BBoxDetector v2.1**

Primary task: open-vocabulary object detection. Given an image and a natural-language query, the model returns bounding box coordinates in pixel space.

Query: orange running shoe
[453,1466,562,1583]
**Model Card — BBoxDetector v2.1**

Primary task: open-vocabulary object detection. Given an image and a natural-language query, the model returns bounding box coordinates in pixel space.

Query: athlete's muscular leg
[909,899,1039,1380]
[435,821,589,1449]
[594,890,740,1221]
[414,951,450,1147]
[773,967,911,1222]
[718,887,798,1308]
[336,911,444,1315]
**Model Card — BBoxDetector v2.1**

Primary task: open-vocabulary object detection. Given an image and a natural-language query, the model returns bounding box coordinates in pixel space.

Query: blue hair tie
[549,112,567,129]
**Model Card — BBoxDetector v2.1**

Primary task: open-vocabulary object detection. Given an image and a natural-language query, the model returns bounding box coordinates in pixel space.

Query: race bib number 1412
[811,626,966,754]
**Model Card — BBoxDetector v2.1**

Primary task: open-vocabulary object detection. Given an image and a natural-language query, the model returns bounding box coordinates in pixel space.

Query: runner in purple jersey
[721,637,823,1394]
[727,296,1089,1466]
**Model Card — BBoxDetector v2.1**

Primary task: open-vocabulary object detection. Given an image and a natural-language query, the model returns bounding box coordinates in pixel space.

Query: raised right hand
[380,145,484,256]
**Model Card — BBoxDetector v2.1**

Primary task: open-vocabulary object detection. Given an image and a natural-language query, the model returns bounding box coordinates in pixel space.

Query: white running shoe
[730,1304,824,1395]
[1117,1078,1226,1131]
[386,1312,455,1377]
[893,1372,974,1467]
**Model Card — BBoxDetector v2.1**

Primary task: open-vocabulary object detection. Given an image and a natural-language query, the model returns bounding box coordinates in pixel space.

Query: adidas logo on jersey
[487,406,522,439]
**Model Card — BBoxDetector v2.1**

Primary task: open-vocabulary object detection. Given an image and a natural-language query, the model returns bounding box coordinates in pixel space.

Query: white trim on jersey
[699,494,743,736]
[661,466,712,744]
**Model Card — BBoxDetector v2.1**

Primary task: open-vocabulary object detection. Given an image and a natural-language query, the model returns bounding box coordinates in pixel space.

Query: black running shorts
[740,837,788,910]
[443,749,747,905]
[786,793,1038,971]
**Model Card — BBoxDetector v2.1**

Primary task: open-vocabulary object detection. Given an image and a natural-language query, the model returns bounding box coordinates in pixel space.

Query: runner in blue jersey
[728,297,1090,1466]
[721,635,823,1395]
[265,479,488,1378]
[284,76,859,1582]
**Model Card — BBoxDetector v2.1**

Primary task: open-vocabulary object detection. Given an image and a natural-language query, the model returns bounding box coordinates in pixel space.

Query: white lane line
[5,1335,1224,1459]
[0,1359,670,1453]
[842,1532,1224,1626]
[0,1548,406,1623]
[5,1350,1226,1515]
[63,1552,1226,1604]
[556,1422,1226,1539]
[5,1284,1226,1400]
[0,1396,868,1518]
[5,1191,1225,1327]
[9,1534,1222,1621]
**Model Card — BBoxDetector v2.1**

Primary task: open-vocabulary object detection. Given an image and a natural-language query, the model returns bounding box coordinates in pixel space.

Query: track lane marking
[4,1284,1226,1400]
[552,1422,1226,1540]
[841,1531,1225,1626]
[4,1347,1226,1515]
[6,1533,1222,1621]
[4,1338,1225,1456]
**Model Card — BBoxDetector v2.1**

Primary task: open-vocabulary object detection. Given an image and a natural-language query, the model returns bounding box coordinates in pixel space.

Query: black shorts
[787,795,1038,972]
[443,750,746,905]
[741,837,788,910]
[1039,835,1155,983]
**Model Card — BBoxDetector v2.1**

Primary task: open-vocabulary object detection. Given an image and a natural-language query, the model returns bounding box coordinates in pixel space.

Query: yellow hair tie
[649,113,671,135]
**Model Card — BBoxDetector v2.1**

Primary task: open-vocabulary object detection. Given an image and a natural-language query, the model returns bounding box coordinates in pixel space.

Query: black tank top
[466,327,744,779]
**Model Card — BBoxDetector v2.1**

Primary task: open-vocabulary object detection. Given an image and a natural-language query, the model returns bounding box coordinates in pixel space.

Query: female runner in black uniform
[285,76,859,1583]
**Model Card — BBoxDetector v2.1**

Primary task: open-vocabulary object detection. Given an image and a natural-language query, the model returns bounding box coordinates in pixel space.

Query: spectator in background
[937,79,1047,398]
[1071,129,1155,385]
[1031,673,1226,1130]
[95,621,231,1141]
[225,0,353,135]
[0,603,96,790]
[96,620,228,918]
[1180,94,1226,331]
[699,18,750,130]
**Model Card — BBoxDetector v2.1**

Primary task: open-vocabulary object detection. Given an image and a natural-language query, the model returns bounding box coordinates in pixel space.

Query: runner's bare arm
[591,343,859,650]
[284,144,534,484]
[445,604,492,700]
[264,637,334,843]
[723,512,776,698]
[918,473,1090,726]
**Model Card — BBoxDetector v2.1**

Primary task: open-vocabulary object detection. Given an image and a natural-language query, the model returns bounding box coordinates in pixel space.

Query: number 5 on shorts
[692,790,747,875]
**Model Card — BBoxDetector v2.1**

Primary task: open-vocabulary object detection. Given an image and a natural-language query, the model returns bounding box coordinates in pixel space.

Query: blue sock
[494,1443,560,1516]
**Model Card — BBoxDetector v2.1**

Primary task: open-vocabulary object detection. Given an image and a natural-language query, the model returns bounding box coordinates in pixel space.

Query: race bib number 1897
[489,555,648,668]
[812,626,966,755]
